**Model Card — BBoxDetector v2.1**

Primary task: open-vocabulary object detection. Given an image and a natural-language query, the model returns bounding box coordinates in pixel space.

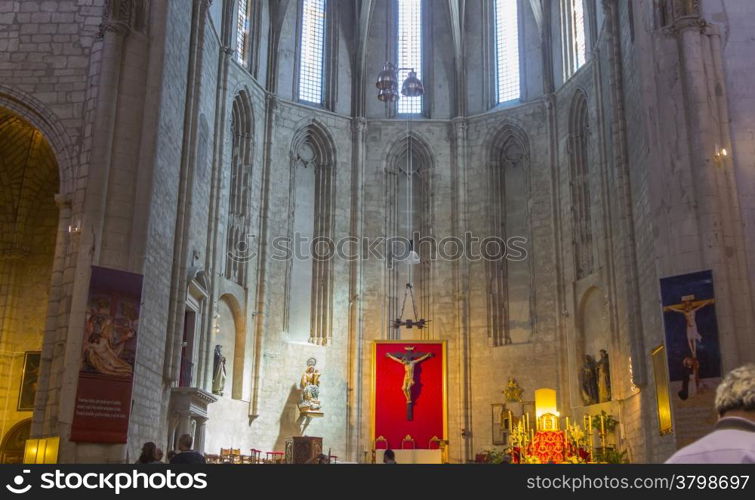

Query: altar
[375,449,443,464]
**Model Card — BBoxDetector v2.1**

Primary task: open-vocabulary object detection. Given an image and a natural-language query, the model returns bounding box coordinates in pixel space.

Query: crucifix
[386,346,433,420]
[663,294,715,358]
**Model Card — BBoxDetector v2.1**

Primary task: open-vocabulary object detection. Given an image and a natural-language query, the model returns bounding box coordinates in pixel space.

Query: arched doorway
[0,418,31,464]
[0,107,59,451]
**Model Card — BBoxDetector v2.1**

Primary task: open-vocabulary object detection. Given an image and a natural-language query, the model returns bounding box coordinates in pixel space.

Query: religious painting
[372,341,446,450]
[660,270,721,447]
[70,266,143,443]
[17,351,40,411]
[660,270,721,400]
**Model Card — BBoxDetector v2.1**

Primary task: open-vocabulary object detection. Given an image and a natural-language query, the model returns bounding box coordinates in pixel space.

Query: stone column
[194,417,208,453]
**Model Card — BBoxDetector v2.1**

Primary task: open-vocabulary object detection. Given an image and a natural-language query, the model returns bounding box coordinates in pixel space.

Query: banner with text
[70,266,143,443]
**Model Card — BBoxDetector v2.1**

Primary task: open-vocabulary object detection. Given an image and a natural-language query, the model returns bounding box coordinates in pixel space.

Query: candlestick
[600,414,605,435]
[508,410,513,433]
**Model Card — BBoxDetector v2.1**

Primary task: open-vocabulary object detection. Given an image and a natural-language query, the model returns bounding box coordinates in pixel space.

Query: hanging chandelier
[375,62,424,102]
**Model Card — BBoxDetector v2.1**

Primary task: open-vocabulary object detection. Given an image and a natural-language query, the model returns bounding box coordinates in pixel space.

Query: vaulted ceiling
[0,108,58,258]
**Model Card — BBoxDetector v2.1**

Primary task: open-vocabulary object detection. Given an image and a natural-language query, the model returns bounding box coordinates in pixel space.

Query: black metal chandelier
[375,62,424,102]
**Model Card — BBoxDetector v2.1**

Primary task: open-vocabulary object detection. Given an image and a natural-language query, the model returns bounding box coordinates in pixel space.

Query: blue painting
[660,270,721,400]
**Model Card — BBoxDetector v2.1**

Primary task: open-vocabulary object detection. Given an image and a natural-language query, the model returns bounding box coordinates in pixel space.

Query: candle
[600,414,605,435]
[508,410,513,432]
[566,416,569,431]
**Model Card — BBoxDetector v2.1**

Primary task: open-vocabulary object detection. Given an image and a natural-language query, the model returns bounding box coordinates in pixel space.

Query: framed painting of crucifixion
[371,341,447,451]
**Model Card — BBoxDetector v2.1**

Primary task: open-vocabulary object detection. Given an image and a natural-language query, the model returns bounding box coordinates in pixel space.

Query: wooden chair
[428,436,442,449]
[231,448,241,464]
[249,449,261,464]
[400,434,416,449]
[219,448,232,463]
[204,454,220,464]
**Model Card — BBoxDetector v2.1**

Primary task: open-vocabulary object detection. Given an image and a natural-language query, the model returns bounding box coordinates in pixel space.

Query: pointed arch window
[494,0,521,103]
[298,0,328,104]
[396,0,423,115]
[562,0,588,78]
[236,0,251,66]
[570,91,593,278]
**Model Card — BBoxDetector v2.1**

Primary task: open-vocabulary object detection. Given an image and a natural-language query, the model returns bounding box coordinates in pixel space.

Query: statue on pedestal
[298,357,321,414]
[212,345,227,396]
[597,349,611,403]
[579,355,598,406]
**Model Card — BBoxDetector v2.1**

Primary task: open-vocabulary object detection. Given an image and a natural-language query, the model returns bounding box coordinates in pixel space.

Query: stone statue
[579,354,598,406]
[212,345,226,396]
[597,349,611,403]
[298,357,321,413]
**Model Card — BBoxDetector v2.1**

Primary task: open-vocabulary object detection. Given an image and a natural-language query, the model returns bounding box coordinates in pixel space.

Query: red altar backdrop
[70,266,143,443]
[373,341,446,450]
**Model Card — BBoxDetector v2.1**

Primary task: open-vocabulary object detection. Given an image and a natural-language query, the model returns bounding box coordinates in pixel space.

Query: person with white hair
[666,364,755,463]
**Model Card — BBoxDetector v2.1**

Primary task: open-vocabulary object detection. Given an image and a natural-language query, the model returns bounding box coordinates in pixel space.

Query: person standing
[169,434,206,464]
[135,442,161,464]
[666,364,755,463]
[383,449,397,464]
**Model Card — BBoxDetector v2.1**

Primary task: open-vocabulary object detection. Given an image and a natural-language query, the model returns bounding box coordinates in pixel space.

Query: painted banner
[70,266,143,443]
[373,341,446,450]
[660,270,722,446]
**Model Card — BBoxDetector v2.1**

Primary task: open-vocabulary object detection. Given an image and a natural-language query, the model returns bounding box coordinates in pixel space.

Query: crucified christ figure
[663,296,715,359]
[386,349,433,420]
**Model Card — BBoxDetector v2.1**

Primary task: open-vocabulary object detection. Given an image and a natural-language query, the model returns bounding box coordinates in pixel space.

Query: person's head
[155,448,164,462]
[314,454,330,464]
[166,450,176,461]
[177,433,193,452]
[138,442,157,463]
[383,449,395,463]
[715,364,755,420]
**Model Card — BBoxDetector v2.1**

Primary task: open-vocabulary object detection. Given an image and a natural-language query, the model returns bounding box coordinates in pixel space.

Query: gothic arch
[219,293,246,400]
[569,89,593,279]
[225,90,255,285]
[384,131,434,340]
[0,85,75,195]
[284,119,336,345]
[485,123,533,346]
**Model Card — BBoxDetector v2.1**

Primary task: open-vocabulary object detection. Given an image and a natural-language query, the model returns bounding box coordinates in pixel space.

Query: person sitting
[169,434,206,464]
[135,442,161,464]
[383,449,397,464]
[666,364,755,463]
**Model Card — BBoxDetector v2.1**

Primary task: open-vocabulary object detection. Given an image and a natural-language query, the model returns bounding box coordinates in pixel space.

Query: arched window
[225,92,253,285]
[396,0,423,115]
[494,0,521,103]
[285,123,335,345]
[236,0,251,66]
[486,126,532,346]
[298,0,328,104]
[561,0,587,78]
[570,90,593,279]
[385,135,433,339]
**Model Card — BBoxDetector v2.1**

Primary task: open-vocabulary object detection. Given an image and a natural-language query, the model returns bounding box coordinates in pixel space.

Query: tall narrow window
[298,0,327,104]
[562,0,588,78]
[573,0,586,69]
[236,0,250,66]
[495,0,520,103]
[397,0,422,115]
